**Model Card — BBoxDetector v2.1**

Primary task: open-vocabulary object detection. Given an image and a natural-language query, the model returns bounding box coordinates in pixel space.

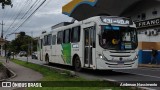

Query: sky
[0,0,72,40]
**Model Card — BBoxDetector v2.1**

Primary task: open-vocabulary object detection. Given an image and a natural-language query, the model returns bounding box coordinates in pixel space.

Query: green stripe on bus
[62,43,71,64]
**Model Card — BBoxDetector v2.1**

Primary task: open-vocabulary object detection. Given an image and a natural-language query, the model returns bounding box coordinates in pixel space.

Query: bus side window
[63,29,70,44]
[71,26,81,43]
[44,34,52,46]
[57,31,63,44]
[41,39,43,49]
[44,35,48,46]
[48,34,52,45]
[52,35,56,45]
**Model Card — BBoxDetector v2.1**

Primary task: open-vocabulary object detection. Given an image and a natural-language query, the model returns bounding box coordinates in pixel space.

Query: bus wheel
[74,56,81,71]
[45,55,49,65]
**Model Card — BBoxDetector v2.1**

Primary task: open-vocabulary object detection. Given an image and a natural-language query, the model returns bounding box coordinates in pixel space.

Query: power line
[11,0,46,34]
[20,0,40,19]
[4,0,34,34]
[4,0,42,35]
[13,0,41,29]
[4,0,27,24]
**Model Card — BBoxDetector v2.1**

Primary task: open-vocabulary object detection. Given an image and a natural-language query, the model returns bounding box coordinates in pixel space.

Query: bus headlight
[99,54,108,61]
[100,55,103,59]
[133,55,138,61]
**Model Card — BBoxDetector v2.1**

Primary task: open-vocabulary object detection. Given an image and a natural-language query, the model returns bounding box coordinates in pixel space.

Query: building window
[52,35,56,45]
[71,26,81,43]
[57,31,63,44]
[137,15,141,19]
[63,29,71,44]
[141,13,146,20]
[152,10,157,15]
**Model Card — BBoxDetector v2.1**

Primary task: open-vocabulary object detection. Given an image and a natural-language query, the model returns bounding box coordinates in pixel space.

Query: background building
[122,0,160,64]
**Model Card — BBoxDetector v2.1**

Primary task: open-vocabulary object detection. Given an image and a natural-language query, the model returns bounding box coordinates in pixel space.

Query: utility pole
[0,20,4,38]
[0,20,4,56]
[31,31,33,55]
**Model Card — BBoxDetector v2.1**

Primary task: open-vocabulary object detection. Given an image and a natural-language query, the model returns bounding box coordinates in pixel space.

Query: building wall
[123,0,160,64]
[123,0,160,48]
[124,0,160,20]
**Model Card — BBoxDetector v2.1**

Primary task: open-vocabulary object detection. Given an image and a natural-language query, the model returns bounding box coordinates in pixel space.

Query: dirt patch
[0,64,13,80]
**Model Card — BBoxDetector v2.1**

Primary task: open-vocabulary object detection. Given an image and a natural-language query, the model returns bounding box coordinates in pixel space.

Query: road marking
[115,70,160,79]
[103,78,117,82]
[134,73,160,79]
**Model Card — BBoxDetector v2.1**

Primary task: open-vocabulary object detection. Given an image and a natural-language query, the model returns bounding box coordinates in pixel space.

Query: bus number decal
[72,44,79,48]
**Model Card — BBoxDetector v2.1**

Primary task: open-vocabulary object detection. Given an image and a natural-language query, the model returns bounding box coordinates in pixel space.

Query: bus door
[40,39,43,61]
[83,22,96,68]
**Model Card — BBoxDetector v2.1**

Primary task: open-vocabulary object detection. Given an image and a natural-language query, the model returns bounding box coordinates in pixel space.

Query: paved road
[15,56,45,65]
[16,57,160,90]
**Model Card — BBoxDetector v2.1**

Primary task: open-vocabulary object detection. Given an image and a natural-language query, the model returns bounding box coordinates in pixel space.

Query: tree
[7,34,37,55]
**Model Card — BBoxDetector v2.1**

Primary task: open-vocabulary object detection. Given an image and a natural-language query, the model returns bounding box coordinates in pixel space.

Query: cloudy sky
[0,0,72,40]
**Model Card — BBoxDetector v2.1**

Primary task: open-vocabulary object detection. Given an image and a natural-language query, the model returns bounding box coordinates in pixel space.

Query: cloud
[0,0,72,40]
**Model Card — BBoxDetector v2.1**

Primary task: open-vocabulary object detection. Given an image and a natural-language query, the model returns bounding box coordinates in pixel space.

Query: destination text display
[101,17,132,25]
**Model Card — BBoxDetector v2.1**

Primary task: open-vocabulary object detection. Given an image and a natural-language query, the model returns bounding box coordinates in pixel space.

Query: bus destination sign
[101,17,132,25]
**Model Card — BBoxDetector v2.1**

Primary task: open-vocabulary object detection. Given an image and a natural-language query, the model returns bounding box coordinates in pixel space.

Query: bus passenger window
[44,34,52,46]
[57,31,63,44]
[52,35,56,45]
[44,35,48,46]
[71,26,80,43]
[48,34,52,45]
[63,29,70,44]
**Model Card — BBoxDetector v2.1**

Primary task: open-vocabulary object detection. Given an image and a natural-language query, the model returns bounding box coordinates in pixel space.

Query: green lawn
[12,59,131,90]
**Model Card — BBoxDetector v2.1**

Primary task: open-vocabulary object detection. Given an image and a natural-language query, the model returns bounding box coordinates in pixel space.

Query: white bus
[37,16,138,71]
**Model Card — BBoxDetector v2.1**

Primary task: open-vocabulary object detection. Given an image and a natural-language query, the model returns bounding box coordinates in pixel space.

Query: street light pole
[0,20,5,38]
[0,21,4,56]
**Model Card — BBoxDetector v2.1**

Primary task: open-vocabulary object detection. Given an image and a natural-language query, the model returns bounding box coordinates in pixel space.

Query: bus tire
[45,54,49,65]
[74,56,81,71]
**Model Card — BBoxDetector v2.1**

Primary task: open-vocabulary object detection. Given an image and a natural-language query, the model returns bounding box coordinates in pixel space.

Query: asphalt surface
[16,56,160,90]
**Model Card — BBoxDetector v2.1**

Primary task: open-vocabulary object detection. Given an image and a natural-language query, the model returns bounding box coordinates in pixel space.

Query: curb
[43,64,76,76]
[0,63,17,81]
[139,64,160,68]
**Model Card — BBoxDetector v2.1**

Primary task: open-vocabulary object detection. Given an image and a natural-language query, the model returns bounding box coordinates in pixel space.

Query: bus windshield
[99,25,138,50]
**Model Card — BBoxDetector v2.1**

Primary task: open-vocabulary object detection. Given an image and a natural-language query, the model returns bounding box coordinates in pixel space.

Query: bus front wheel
[74,56,81,71]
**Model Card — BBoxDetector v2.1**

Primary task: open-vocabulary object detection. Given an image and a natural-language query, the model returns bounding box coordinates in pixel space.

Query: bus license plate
[117,61,124,65]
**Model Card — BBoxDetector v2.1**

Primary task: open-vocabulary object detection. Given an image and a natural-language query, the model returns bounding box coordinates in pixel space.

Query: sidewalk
[0,58,43,90]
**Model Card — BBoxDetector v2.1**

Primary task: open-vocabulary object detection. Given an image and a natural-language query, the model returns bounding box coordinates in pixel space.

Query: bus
[37,16,138,71]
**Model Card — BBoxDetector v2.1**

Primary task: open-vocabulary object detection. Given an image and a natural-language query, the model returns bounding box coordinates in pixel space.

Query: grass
[12,59,131,90]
